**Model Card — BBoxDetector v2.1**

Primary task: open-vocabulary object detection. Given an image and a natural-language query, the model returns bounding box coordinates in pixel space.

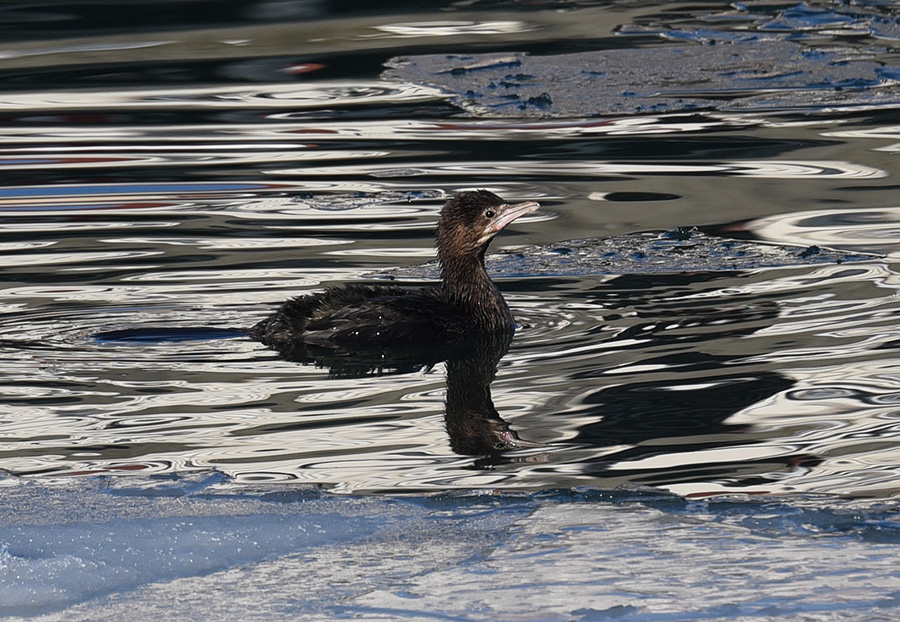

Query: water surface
[4,1,900,500]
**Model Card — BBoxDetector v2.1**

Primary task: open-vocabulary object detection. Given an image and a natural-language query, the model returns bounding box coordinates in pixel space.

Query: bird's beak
[480,201,540,243]
[492,201,540,232]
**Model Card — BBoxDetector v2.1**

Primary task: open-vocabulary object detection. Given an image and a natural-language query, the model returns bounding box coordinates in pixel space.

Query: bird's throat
[441,254,513,332]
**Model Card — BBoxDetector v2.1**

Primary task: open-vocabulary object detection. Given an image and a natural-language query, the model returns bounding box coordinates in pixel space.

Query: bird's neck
[440,246,514,332]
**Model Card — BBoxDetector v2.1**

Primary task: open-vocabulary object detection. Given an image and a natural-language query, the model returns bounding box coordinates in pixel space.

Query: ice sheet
[3,475,900,621]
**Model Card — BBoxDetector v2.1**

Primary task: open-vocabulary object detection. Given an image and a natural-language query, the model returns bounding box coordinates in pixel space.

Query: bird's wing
[304,293,472,344]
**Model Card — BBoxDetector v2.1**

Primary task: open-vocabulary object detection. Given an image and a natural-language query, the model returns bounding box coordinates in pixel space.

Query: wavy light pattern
[2,42,900,497]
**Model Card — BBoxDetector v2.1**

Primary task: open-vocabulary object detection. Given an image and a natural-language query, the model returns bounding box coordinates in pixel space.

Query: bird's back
[250,283,475,348]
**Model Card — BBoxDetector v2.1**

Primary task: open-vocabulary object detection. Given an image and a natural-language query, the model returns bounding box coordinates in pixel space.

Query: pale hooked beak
[480,200,540,243]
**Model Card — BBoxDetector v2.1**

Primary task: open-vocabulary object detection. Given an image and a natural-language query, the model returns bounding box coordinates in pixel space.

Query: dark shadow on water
[573,369,794,447]
[95,327,247,342]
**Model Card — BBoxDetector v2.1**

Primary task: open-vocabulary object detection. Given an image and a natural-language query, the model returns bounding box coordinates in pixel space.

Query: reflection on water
[3,0,900,498]
[0,81,442,112]
[747,207,900,254]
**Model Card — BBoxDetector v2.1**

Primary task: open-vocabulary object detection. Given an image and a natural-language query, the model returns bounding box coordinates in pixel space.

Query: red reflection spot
[282,63,325,75]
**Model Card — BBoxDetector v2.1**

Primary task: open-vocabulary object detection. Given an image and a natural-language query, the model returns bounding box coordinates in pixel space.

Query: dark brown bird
[250,190,539,349]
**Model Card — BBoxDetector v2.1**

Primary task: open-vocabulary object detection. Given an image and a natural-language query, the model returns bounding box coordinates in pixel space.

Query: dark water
[4,0,900,501]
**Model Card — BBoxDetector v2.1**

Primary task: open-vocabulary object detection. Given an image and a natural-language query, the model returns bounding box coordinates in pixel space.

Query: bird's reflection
[268,330,541,458]
[443,332,543,456]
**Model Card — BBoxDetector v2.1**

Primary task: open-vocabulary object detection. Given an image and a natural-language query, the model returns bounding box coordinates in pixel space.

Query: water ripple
[3,7,900,497]
[747,207,900,254]
[0,82,444,111]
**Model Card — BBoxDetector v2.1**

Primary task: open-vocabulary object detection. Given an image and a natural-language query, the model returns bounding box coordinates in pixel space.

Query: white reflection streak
[0,221,178,231]
[6,143,313,152]
[326,248,434,258]
[105,237,348,250]
[1,270,351,300]
[508,338,651,366]
[606,444,796,471]
[0,241,55,251]
[730,160,887,178]
[371,20,534,37]
[0,117,745,144]
[0,195,434,219]
[0,82,444,111]
[741,335,900,365]
[0,40,170,60]
[749,206,900,250]
[825,126,900,139]
[3,250,160,267]
[760,305,899,337]
[0,150,390,170]
[681,263,900,300]
[823,125,900,154]
[824,125,900,153]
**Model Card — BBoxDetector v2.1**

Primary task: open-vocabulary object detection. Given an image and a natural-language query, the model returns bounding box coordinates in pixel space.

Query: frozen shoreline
[3,474,899,621]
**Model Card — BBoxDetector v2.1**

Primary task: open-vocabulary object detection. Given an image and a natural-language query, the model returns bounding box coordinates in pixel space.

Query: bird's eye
[484,209,495,219]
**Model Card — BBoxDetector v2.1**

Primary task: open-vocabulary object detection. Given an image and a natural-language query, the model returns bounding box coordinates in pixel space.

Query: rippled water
[4,0,900,501]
